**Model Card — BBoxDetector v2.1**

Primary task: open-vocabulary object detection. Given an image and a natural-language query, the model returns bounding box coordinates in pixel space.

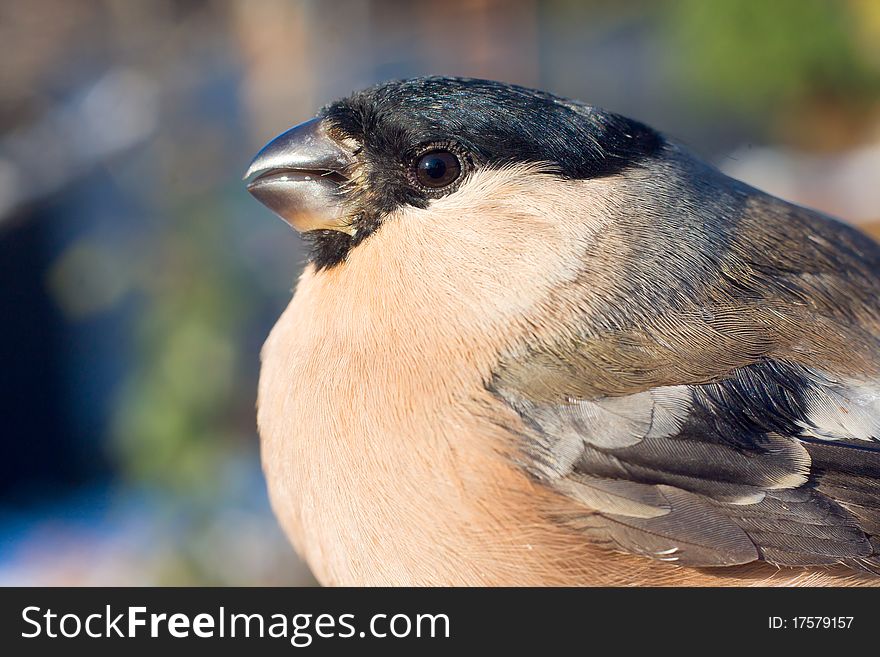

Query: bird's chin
[246,171,352,234]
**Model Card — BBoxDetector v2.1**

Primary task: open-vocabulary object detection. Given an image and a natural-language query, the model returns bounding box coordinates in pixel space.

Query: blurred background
[1,0,879,585]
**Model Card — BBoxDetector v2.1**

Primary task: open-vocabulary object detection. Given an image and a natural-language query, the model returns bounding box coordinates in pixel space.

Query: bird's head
[245,77,665,270]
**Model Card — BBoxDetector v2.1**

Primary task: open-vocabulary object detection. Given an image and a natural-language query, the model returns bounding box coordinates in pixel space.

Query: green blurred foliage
[669,0,880,115]
[110,190,256,499]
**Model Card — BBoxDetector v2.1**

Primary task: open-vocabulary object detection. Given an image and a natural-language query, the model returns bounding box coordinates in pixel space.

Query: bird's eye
[414,150,461,189]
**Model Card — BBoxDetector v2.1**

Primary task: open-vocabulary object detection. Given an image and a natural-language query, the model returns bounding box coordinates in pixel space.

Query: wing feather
[491,359,880,573]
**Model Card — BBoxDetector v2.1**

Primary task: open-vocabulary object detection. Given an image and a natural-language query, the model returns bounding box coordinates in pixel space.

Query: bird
[245,76,880,586]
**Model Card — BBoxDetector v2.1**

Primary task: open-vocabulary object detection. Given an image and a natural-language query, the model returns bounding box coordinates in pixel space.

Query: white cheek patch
[798,373,880,442]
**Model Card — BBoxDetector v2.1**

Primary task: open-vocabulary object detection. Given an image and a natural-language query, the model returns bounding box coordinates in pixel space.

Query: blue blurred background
[1,0,879,585]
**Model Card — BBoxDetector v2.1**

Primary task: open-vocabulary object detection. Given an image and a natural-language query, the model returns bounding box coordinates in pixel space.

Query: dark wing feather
[492,359,880,571]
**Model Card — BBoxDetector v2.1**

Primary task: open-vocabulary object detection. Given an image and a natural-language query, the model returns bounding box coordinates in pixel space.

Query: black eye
[414,150,461,189]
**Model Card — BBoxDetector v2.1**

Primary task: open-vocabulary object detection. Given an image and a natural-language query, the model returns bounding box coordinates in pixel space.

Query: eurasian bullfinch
[246,77,880,586]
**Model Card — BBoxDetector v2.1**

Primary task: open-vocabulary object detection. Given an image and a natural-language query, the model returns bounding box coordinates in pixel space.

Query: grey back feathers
[489,149,880,575]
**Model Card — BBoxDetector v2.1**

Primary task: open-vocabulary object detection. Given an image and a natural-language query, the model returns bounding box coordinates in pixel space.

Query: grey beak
[244,118,355,233]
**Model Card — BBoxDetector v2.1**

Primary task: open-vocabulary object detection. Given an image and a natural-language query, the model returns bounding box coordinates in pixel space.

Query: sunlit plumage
[247,77,880,586]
